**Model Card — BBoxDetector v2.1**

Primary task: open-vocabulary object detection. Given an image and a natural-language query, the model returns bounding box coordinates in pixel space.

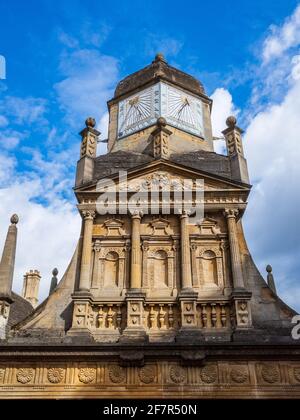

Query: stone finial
[49,268,58,295]
[151,117,172,159]
[85,117,96,128]
[222,114,249,184]
[226,115,237,128]
[154,52,166,63]
[79,117,100,160]
[157,117,167,127]
[10,214,19,225]
[266,265,277,295]
[22,270,41,308]
[0,214,18,298]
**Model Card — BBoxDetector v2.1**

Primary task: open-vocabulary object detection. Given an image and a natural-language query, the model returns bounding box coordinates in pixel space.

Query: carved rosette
[78,368,96,384]
[170,365,186,384]
[109,365,126,383]
[230,367,248,384]
[261,364,280,384]
[47,368,64,384]
[139,366,156,384]
[16,368,34,384]
[200,365,218,384]
[293,367,300,382]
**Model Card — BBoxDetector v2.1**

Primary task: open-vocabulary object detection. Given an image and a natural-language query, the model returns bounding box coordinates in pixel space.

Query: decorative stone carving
[139,366,156,384]
[170,365,186,384]
[149,218,172,236]
[17,368,34,384]
[293,367,300,382]
[103,218,125,236]
[47,368,64,384]
[109,365,126,383]
[200,365,218,384]
[78,368,96,384]
[230,367,248,383]
[0,367,5,382]
[261,364,280,384]
[197,218,221,235]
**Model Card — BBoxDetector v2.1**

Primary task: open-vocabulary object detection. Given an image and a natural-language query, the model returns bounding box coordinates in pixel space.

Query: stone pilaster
[224,208,252,329]
[224,209,244,290]
[180,212,192,290]
[78,210,95,292]
[120,211,147,342]
[130,211,142,289]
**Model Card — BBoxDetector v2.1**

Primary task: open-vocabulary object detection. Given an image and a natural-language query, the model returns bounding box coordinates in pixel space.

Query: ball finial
[52,268,58,276]
[266,264,272,273]
[157,117,167,127]
[155,52,166,62]
[226,115,237,128]
[10,214,19,225]
[85,117,96,128]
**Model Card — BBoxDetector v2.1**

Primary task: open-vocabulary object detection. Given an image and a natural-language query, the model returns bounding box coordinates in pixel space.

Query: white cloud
[210,87,239,154]
[0,96,47,126]
[55,49,119,127]
[262,5,300,63]
[0,179,80,302]
[242,52,300,312]
[0,129,25,150]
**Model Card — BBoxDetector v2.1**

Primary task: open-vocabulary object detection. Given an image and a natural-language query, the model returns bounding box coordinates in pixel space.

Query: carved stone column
[224,209,244,289]
[191,244,199,287]
[130,212,142,289]
[120,211,147,342]
[79,210,95,292]
[224,209,252,329]
[180,211,192,290]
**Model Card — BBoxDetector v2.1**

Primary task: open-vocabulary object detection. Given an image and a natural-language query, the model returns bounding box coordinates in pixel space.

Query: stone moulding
[0,344,300,398]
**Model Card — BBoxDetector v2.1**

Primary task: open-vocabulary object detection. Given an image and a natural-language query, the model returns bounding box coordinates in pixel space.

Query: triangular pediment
[76,159,250,195]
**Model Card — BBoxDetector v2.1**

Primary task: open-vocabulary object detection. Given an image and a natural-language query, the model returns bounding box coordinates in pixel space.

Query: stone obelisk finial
[0,214,19,339]
[266,265,277,295]
[49,267,58,295]
[0,214,18,298]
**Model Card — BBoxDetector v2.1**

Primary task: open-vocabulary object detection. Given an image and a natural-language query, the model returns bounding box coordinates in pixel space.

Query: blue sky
[0,0,300,311]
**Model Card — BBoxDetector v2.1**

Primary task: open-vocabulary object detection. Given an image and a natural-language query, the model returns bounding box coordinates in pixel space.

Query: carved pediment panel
[149,217,172,236]
[197,217,221,235]
[103,218,125,236]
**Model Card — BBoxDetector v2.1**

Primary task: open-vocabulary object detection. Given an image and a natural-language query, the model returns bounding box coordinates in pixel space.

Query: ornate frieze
[0,361,299,398]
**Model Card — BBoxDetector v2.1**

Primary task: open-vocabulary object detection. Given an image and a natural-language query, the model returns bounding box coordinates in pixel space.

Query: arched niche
[201,250,218,285]
[103,251,119,288]
[153,250,168,288]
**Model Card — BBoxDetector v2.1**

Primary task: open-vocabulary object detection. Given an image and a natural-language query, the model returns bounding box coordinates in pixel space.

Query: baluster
[107,304,113,329]
[201,304,207,328]
[149,304,155,329]
[220,303,227,327]
[116,304,122,330]
[159,304,166,329]
[168,304,174,329]
[211,303,217,327]
[97,305,104,329]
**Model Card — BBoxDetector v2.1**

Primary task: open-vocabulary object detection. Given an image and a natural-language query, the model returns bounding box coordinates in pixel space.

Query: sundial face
[161,83,203,137]
[117,82,204,139]
[117,84,159,138]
